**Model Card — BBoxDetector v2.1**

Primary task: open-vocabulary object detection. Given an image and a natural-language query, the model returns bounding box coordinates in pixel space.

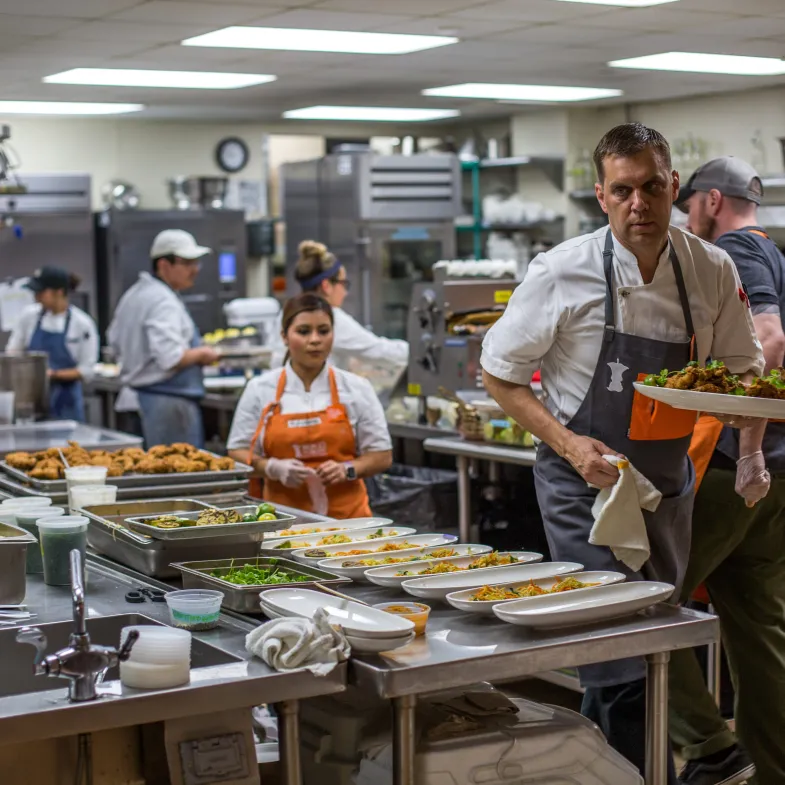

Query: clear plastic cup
[37,515,88,586]
[69,484,118,511]
[164,590,223,631]
[65,466,108,511]
[0,391,15,425]
[8,506,64,574]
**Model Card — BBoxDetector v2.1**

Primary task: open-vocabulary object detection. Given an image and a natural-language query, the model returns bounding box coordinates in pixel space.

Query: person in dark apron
[481,124,765,784]
[17,266,98,422]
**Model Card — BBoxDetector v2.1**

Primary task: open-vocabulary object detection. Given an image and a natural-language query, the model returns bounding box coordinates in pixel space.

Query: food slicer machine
[406,267,517,400]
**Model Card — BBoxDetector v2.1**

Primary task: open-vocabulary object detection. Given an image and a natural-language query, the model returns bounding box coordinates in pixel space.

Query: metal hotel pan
[172,556,350,613]
[125,507,296,541]
[82,499,278,578]
[0,450,253,493]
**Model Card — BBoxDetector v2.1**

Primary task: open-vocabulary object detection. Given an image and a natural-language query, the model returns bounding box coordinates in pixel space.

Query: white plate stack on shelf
[259,588,415,654]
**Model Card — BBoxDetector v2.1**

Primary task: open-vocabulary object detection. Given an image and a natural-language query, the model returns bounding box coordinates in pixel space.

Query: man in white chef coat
[108,229,219,448]
[481,123,764,782]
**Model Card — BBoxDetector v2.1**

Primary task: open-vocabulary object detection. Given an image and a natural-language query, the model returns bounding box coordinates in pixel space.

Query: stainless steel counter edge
[0,559,346,747]
[423,437,537,465]
[348,605,718,699]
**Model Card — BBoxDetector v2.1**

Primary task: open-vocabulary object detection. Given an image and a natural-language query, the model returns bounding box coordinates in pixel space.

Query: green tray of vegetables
[170,556,350,613]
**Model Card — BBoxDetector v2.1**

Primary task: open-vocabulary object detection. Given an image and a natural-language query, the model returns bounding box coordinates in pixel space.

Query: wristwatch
[344,462,357,481]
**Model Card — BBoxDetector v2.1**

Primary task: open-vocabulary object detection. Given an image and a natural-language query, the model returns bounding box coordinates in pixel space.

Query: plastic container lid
[36,514,89,533]
[14,507,65,525]
[121,625,191,664]
[65,466,108,482]
[1,497,53,508]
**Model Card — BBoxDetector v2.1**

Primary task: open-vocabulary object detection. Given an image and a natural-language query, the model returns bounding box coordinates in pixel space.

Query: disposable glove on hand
[265,457,314,488]
[736,451,770,508]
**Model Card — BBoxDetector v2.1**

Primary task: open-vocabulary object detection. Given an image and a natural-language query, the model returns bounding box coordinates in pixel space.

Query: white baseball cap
[149,229,211,260]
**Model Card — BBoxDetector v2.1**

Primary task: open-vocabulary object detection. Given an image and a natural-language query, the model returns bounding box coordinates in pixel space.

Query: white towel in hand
[246,608,350,676]
[589,455,662,572]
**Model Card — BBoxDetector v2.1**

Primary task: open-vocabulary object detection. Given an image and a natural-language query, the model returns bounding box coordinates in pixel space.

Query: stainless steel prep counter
[341,581,717,785]
[2,562,345,785]
[424,437,537,542]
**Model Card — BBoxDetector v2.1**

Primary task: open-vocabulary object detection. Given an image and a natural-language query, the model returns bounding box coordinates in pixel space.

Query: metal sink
[1,613,240,698]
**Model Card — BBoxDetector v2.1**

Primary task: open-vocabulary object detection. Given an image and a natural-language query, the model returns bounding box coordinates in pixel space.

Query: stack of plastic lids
[119,625,191,690]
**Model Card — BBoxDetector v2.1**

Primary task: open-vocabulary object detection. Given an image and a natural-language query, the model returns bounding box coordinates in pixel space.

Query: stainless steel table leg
[706,604,722,706]
[277,700,302,785]
[393,695,417,785]
[645,652,670,785]
[456,455,471,543]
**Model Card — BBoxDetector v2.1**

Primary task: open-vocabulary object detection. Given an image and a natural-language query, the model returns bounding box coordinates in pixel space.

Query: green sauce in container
[37,515,89,586]
[9,507,65,574]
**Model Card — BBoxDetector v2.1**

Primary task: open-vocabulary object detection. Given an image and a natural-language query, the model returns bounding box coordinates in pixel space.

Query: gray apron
[533,228,696,688]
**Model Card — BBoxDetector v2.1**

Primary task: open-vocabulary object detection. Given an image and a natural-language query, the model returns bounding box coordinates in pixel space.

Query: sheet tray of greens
[171,557,350,613]
[126,506,296,541]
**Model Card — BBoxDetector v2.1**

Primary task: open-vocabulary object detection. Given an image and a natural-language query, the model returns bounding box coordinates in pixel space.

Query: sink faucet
[16,549,138,702]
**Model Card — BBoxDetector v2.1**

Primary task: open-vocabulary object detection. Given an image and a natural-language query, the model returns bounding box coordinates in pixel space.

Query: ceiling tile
[489,23,624,46]
[16,36,152,58]
[688,15,785,39]
[245,9,416,30]
[451,0,613,23]
[578,7,742,32]
[679,0,785,12]
[0,14,84,36]
[109,1,265,25]
[374,16,529,38]
[107,43,260,67]
[0,0,143,18]
[313,0,479,12]
[55,20,215,43]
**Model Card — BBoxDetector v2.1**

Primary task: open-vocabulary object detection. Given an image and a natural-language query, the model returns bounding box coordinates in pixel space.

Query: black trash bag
[366,464,458,531]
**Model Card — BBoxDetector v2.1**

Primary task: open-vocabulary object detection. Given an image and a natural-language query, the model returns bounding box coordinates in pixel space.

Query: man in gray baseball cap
[670,157,785,785]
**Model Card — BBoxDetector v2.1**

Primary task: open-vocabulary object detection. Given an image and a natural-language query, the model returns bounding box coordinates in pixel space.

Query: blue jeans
[136,392,204,449]
[583,679,678,784]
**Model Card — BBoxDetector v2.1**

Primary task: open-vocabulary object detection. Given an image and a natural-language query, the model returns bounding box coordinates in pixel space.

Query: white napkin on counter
[589,455,662,572]
[246,608,350,676]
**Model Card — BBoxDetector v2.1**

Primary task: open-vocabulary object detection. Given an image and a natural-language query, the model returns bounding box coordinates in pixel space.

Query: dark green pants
[668,468,785,785]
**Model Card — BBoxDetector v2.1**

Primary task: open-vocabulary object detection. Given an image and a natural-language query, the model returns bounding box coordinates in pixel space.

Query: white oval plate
[258,588,414,639]
[264,517,393,542]
[317,543,492,582]
[633,382,785,419]
[290,533,458,566]
[446,571,626,616]
[493,581,675,629]
[365,551,543,589]
[402,562,584,601]
[260,525,414,554]
[346,631,415,654]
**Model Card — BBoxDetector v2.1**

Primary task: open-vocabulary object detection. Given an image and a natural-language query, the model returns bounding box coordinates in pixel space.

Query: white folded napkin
[246,607,350,676]
[589,455,662,572]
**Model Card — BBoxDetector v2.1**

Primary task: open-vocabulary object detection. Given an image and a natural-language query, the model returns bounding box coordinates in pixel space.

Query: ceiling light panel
[44,68,276,89]
[423,83,622,102]
[609,52,785,75]
[182,26,457,54]
[283,106,460,122]
[552,0,679,6]
[0,101,143,115]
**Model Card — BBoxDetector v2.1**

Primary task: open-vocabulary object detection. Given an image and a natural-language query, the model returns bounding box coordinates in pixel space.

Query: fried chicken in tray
[2,441,238,480]
[644,360,746,395]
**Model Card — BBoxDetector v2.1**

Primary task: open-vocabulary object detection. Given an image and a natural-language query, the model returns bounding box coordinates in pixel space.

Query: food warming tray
[0,449,253,492]
[126,506,295,541]
[82,499,276,578]
[172,557,350,613]
[0,420,142,459]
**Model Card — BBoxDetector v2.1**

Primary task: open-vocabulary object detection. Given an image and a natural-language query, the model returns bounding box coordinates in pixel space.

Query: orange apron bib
[247,368,371,519]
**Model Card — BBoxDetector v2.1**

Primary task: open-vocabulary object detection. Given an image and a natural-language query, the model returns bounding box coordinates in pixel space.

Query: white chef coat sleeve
[709,248,765,376]
[226,377,270,453]
[335,309,409,368]
[5,307,36,352]
[480,253,560,385]
[351,375,393,454]
[73,312,99,383]
[145,310,190,372]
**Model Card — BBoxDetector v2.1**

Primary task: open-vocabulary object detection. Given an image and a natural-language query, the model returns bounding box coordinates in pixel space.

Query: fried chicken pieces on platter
[4,441,236,481]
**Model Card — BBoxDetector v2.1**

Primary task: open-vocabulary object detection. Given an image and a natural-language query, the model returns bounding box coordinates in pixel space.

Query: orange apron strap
[687,414,723,492]
[327,366,340,406]
[747,229,770,240]
[246,370,287,467]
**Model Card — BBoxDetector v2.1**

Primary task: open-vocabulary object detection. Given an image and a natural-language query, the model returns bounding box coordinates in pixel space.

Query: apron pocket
[629,373,697,441]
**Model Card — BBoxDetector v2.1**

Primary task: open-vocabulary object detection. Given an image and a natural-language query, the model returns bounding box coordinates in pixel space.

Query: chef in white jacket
[107,230,219,448]
[269,240,409,371]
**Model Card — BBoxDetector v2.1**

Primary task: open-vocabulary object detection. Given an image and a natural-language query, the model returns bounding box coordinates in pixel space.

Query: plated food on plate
[5,441,236,480]
[643,360,744,394]
[471,575,598,602]
[272,528,403,550]
[303,539,422,560]
[395,551,520,575]
[343,547,460,567]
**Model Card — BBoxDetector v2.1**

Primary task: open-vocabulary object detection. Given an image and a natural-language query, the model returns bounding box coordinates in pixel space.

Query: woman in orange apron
[227,293,393,518]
